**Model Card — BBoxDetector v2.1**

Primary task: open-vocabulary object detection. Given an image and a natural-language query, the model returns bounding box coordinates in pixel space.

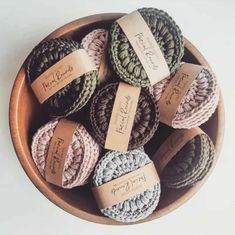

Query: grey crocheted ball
[161,133,215,188]
[109,8,184,87]
[92,149,161,222]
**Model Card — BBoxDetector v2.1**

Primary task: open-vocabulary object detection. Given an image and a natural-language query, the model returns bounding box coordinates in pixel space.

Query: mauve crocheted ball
[31,119,100,188]
[90,82,159,150]
[161,133,215,188]
[92,149,161,222]
[153,65,220,128]
[109,7,184,87]
[26,38,98,117]
[81,29,109,70]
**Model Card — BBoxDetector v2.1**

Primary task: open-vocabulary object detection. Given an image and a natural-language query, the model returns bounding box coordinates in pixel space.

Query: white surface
[0,0,234,234]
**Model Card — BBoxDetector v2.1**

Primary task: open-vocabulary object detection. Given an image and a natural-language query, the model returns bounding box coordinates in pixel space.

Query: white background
[0,0,234,234]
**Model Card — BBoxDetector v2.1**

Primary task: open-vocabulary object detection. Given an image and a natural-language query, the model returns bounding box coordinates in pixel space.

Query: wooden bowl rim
[9,13,225,225]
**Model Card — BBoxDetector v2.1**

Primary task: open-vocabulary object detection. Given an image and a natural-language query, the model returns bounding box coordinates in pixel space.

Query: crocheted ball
[92,149,161,222]
[161,133,215,188]
[81,28,109,70]
[31,119,100,188]
[153,65,220,128]
[90,82,159,150]
[109,8,184,87]
[26,38,98,117]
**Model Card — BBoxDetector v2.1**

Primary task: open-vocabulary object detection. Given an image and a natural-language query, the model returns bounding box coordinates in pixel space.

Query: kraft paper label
[45,119,78,186]
[105,82,141,152]
[31,49,96,103]
[152,127,204,174]
[98,32,109,82]
[117,10,170,85]
[159,63,203,126]
[92,162,159,209]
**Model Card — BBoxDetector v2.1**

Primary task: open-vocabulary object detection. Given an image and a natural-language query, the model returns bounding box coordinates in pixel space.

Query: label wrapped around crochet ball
[98,32,109,82]
[92,162,159,209]
[159,63,203,126]
[31,49,96,104]
[152,127,204,174]
[105,82,141,152]
[117,10,170,85]
[45,119,78,187]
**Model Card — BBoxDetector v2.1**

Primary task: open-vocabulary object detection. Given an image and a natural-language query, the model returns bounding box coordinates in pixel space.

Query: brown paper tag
[104,82,141,152]
[92,162,159,209]
[152,127,204,174]
[117,10,170,85]
[98,32,109,82]
[31,49,96,104]
[45,119,78,186]
[159,63,203,126]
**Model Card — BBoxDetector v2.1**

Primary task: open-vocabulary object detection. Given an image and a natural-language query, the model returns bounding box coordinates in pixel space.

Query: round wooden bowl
[9,13,225,225]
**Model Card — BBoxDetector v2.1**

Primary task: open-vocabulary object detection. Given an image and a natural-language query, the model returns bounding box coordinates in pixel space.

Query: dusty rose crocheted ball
[31,119,100,188]
[153,64,220,128]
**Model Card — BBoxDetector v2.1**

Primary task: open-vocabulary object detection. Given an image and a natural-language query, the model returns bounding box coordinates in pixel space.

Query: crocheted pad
[161,133,215,188]
[26,38,98,117]
[81,28,108,70]
[90,82,159,150]
[153,66,220,128]
[109,7,184,87]
[92,149,161,222]
[31,119,100,188]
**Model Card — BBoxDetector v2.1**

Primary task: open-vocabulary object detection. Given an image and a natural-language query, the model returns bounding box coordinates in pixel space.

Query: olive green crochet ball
[161,133,215,188]
[26,38,98,117]
[109,8,184,87]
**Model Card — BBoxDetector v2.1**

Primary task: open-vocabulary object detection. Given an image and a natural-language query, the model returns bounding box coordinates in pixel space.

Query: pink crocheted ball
[31,119,100,188]
[153,64,220,128]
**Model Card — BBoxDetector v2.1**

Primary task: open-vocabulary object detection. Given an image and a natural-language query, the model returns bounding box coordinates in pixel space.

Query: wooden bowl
[9,13,225,225]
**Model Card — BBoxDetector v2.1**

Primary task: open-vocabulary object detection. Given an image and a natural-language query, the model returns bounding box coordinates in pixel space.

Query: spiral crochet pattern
[153,65,220,128]
[92,149,161,222]
[26,38,98,117]
[31,119,100,188]
[90,82,159,150]
[109,8,184,87]
[161,133,215,188]
[81,29,109,70]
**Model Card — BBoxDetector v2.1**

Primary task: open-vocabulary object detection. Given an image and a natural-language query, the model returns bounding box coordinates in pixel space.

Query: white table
[0,0,234,234]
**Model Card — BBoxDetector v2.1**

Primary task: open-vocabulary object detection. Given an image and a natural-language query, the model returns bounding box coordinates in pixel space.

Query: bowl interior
[10,13,224,225]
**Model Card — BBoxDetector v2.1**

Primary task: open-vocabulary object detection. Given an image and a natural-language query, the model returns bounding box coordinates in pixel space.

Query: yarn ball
[90,82,159,150]
[153,65,220,128]
[31,119,100,188]
[109,7,184,87]
[161,133,215,188]
[92,149,161,222]
[26,38,98,117]
[81,28,109,70]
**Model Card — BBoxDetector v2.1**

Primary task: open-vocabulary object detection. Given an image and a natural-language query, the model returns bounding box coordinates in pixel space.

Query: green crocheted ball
[26,38,98,117]
[161,133,215,188]
[110,8,184,87]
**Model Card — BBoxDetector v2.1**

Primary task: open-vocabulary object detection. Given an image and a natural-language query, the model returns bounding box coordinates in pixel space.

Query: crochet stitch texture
[92,149,161,222]
[90,82,159,150]
[153,65,220,128]
[109,8,184,87]
[31,119,100,188]
[26,38,98,117]
[161,133,215,188]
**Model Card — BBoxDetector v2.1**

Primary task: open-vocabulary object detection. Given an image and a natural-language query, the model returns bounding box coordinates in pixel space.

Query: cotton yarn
[153,64,220,128]
[109,7,184,87]
[92,149,161,222]
[81,29,109,71]
[31,119,100,188]
[26,38,98,117]
[90,82,159,150]
[161,133,215,188]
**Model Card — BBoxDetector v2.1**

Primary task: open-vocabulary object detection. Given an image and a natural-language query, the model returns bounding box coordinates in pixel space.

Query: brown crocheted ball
[90,82,159,150]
